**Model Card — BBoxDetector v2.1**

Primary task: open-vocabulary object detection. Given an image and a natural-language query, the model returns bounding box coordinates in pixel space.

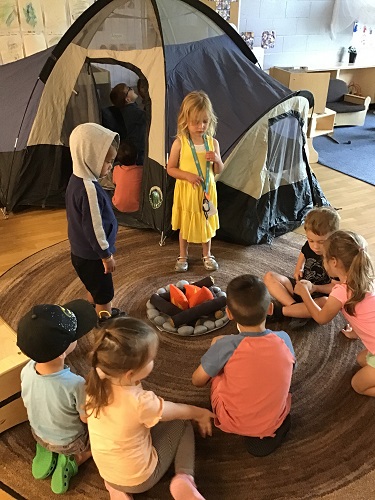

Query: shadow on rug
[0,227,373,500]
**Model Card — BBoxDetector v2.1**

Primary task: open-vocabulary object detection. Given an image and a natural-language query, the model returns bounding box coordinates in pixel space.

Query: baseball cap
[17,299,98,363]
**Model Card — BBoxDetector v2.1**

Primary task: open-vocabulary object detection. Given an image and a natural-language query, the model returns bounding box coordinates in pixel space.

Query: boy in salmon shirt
[192,274,296,456]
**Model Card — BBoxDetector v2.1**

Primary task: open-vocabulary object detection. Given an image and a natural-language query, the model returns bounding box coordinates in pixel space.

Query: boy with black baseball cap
[17,299,97,494]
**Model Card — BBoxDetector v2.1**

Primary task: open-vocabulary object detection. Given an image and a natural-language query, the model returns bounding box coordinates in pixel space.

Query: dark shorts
[288,277,326,303]
[71,253,114,305]
[244,414,291,457]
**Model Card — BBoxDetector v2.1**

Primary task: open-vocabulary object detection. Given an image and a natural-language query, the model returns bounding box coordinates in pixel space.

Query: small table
[307,108,336,163]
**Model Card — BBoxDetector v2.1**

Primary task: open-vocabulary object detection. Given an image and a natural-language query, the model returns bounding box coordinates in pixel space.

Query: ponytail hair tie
[95,367,107,380]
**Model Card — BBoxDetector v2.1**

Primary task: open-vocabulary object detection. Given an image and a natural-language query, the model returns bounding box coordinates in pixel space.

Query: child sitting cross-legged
[17,299,98,494]
[264,206,340,328]
[192,275,296,457]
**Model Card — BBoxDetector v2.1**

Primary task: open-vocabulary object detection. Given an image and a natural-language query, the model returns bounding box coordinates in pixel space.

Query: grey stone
[147,309,160,320]
[157,287,167,295]
[203,320,216,330]
[217,291,227,298]
[194,325,208,335]
[146,300,154,309]
[215,319,225,328]
[177,325,194,336]
[163,322,177,332]
[176,280,189,289]
[154,315,167,326]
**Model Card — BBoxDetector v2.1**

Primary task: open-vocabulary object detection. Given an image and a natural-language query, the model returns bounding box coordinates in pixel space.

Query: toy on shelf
[146,276,229,336]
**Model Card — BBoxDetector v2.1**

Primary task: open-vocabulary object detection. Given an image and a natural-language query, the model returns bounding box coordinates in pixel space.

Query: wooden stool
[0,316,29,434]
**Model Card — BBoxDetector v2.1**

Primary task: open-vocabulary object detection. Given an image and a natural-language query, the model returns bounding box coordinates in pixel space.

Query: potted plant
[348,46,357,64]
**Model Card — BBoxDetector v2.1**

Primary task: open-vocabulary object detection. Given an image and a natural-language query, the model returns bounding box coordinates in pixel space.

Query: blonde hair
[177,91,217,138]
[304,206,340,236]
[85,317,159,417]
[324,230,374,316]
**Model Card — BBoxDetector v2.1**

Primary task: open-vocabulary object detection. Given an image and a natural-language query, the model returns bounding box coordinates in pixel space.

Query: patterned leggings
[106,419,195,494]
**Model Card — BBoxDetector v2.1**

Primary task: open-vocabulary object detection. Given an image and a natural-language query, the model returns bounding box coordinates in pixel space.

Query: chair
[326,79,371,127]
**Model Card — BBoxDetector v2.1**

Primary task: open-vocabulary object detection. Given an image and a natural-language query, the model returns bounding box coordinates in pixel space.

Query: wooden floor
[0,164,374,500]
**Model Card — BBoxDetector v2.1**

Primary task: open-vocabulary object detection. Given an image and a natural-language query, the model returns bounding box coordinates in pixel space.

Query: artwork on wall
[240,31,254,49]
[0,0,95,64]
[261,30,276,49]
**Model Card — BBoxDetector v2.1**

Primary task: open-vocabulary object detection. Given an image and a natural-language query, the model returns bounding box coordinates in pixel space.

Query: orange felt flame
[184,284,201,301]
[169,284,189,310]
[188,286,214,308]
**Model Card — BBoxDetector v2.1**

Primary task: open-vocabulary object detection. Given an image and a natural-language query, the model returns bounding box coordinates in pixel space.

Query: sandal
[98,307,127,323]
[175,257,188,272]
[32,443,58,480]
[202,255,219,271]
[51,454,78,494]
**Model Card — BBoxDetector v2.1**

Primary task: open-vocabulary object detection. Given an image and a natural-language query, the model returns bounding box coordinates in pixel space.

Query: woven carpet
[314,110,375,186]
[1,227,374,500]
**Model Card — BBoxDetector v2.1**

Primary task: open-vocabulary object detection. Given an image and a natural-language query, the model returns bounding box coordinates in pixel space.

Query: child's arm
[294,280,342,324]
[206,138,224,175]
[310,281,336,295]
[167,138,203,187]
[79,414,88,424]
[293,252,305,281]
[161,401,215,437]
[192,365,211,387]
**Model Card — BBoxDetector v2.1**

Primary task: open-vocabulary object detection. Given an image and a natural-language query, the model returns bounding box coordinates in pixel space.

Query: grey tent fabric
[0,0,328,245]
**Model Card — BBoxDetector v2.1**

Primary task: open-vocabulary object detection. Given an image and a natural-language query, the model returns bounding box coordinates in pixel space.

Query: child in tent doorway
[192,275,295,456]
[86,317,214,500]
[17,299,98,494]
[264,206,340,328]
[112,141,143,213]
[66,123,126,322]
[167,91,224,273]
[295,230,375,397]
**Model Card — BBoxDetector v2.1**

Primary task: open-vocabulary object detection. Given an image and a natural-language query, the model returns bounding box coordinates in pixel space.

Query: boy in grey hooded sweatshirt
[66,123,124,321]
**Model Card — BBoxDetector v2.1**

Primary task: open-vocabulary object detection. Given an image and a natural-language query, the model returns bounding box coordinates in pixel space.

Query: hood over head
[69,123,119,180]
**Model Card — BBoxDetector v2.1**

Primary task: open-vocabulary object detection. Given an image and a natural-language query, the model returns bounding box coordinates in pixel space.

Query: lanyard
[187,135,210,194]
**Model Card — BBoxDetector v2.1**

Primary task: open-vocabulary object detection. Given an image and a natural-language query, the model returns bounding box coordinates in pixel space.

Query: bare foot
[341,324,359,339]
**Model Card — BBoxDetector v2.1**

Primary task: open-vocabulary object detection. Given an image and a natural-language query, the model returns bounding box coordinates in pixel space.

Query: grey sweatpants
[106,419,195,494]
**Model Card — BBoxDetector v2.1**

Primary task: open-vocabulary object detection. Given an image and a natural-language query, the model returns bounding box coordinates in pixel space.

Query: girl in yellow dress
[167,91,224,272]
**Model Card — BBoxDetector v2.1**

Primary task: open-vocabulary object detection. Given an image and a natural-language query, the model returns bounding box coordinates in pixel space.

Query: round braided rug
[0,227,374,500]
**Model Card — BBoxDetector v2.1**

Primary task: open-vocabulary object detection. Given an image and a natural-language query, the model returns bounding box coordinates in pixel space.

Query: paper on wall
[68,0,94,24]
[17,0,43,33]
[23,31,46,55]
[0,0,19,32]
[0,32,24,62]
[41,0,68,34]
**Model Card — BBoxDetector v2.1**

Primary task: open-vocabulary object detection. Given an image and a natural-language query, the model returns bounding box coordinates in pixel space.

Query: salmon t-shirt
[87,383,163,486]
[112,164,143,213]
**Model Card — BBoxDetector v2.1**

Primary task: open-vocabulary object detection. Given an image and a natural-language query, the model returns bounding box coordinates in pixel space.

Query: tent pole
[1,208,9,219]
[159,232,166,247]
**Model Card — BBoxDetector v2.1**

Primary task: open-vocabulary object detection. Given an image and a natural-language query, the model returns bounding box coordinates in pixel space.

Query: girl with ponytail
[295,230,375,396]
[86,317,214,499]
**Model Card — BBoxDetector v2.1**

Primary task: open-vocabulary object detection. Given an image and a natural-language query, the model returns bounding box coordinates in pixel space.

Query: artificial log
[170,296,226,328]
[150,293,181,316]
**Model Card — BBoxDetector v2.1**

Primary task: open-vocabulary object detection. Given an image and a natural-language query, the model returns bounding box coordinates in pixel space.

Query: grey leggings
[106,419,195,494]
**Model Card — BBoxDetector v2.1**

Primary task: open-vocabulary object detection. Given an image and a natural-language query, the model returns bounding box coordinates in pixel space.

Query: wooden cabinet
[269,66,331,114]
[0,317,28,434]
[307,64,375,103]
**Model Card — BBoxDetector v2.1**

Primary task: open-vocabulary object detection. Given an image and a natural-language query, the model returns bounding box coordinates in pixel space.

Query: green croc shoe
[32,443,58,480]
[51,454,78,494]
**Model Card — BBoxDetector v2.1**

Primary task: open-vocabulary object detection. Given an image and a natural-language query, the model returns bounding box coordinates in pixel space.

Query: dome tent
[0,0,327,244]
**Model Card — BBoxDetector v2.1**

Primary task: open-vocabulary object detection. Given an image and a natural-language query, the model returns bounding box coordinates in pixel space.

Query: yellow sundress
[171,134,219,244]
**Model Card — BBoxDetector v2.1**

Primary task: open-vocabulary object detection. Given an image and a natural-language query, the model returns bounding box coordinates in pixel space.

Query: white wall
[239,0,354,70]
